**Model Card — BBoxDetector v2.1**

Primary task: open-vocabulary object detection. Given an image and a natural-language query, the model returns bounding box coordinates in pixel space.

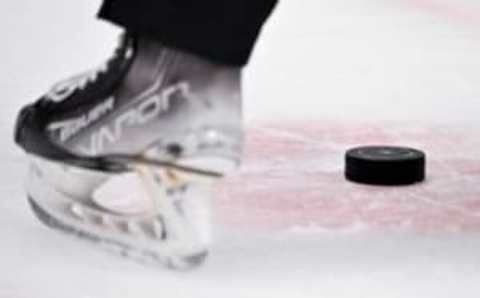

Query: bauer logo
[48,97,115,142]
[77,82,192,155]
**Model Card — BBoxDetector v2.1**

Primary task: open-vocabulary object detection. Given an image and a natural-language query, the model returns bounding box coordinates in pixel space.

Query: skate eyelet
[167,143,183,157]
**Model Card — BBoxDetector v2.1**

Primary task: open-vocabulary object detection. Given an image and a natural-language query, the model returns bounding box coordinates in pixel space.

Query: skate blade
[27,197,208,270]
[26,155,210,270]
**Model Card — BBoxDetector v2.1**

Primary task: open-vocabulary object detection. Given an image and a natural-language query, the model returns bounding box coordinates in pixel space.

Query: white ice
[1,0,480,297]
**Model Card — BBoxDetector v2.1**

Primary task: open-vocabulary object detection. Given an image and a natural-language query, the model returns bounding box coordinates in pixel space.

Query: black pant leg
[98,0,278,66]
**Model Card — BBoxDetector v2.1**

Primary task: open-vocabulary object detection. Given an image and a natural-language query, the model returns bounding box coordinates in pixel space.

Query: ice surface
[218,123,480,232]
[1,0,480,297]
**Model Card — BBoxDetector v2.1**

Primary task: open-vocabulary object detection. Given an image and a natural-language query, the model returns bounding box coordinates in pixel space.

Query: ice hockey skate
[14,33,243,269]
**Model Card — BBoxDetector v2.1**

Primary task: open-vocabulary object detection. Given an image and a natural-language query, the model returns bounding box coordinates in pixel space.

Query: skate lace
[46,35,133,102]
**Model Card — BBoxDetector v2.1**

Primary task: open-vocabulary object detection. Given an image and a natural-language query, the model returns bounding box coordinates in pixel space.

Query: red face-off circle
[215,123,480,233]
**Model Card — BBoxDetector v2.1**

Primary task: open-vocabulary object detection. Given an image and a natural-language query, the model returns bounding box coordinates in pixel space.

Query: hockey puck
[345,146,426,186]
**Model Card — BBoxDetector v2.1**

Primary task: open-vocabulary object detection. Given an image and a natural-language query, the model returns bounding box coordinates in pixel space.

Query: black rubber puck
[345,146,426,186]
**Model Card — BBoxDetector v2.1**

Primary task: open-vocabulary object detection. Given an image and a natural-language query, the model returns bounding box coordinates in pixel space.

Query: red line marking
[403,0,480,25]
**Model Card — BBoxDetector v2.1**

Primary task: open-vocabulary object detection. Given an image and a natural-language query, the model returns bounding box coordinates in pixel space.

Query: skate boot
[14,33,243,269]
